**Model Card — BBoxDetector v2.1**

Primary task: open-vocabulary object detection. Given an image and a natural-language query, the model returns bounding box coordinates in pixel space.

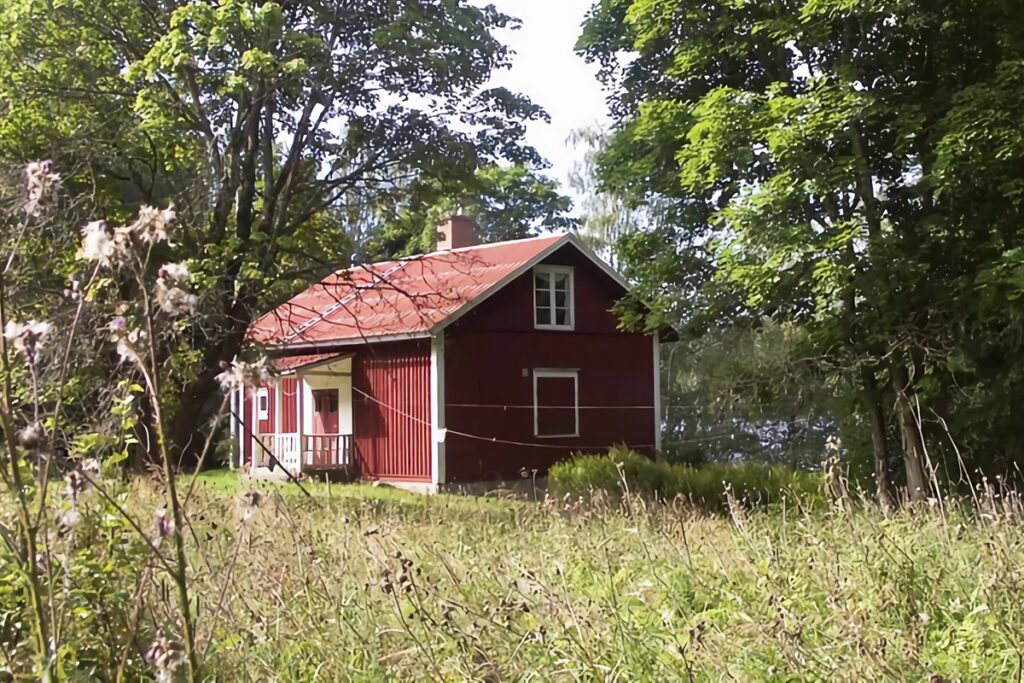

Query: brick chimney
[436,215,479,251]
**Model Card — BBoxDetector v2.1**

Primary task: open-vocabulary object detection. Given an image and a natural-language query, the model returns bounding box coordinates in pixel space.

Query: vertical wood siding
[280,377,299,433]
[257,381,276,434]
[443,244,657,482]
[353,341,432,481]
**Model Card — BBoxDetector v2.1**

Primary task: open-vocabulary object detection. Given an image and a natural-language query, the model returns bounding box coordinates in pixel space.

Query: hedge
[549,447,822,509]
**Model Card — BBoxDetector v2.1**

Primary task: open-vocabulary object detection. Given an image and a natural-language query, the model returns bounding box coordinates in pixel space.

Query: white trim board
[533,369,580,438]
[430,331,446,485]
[533,264,575,331]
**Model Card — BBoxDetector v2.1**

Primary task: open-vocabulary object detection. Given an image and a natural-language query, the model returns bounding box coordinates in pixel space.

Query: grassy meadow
[5,469,1024,680]
[145,475,1024,678]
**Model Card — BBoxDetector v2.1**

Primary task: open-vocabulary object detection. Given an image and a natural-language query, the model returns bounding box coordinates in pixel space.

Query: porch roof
[273,352,351,374]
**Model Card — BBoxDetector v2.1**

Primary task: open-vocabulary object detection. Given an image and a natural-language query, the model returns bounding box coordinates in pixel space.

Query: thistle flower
[80,220,120,267]
[155,508,175,539]
[64,458,99,502]
[56,506,81,536]
[241,489,263,523]
[154,262,197,316]
[108,317,147,365]
[130,204,176,245]
[145,630,185,683]
[216,357,274,392]
[63,278,81,301]
[16,422,45,450]
[4,319,52,362]
[24,159,60,216]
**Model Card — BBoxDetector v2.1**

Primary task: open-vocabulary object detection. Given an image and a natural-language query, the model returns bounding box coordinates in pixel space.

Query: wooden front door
[311,389,339,466]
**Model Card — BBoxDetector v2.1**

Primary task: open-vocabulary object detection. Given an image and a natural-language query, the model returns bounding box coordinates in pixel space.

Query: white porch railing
[256,433,301,475]
[256,433,352,473]
[303,433,353,470]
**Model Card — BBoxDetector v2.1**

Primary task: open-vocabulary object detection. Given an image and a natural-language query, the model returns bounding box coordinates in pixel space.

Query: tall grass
[9,474,1017,680]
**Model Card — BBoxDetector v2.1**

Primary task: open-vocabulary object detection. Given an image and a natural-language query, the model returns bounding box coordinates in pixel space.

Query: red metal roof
[272,352,350,373]
[249,234,569,347]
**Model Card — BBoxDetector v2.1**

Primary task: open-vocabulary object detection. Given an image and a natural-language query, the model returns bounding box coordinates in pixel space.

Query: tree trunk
[859,367,898,512]
[890,362,931,502]
[167,371,221,468]
[166,298,254,468]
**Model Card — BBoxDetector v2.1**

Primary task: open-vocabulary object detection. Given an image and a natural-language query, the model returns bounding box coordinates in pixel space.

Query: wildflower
[16,422,45,450]
[241,489,263,523]
[56,506,81,536]
[80,220,120,267]
[216,357,274,392]
[64,459,99,502]
[63,278,81,301]
[154,262,197,316]
[4,319,52,362]
[108,317,147,365]
[158,262,189,282]
[24,160,60,216]
[80,458,101,478]
[145,630,185,683]
[129,204,176,245]
[155,508,174,539]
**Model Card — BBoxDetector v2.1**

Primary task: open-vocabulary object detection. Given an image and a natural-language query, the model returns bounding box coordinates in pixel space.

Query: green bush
[549,447,822,509]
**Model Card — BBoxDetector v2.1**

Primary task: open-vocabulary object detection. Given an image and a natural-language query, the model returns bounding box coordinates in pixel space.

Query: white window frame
[256,387,269,421]
[533,369,580,438]
[533,265,575,331]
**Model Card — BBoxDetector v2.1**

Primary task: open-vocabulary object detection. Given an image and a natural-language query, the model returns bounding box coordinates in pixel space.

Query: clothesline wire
[352,386,656,450]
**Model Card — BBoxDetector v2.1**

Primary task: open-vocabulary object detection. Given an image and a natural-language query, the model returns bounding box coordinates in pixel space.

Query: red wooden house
[230,217,662,490]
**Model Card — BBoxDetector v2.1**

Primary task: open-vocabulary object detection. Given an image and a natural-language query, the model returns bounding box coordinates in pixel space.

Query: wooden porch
[255,433,354,475]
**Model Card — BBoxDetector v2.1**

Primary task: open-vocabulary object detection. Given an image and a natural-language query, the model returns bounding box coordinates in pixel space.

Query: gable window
[534,265,574,330]
[256,388,270,421]
[533,370,579,438]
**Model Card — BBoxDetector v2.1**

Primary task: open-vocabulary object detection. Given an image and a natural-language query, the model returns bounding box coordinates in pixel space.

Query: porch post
[229,387,238,469]
[430,331,446,486]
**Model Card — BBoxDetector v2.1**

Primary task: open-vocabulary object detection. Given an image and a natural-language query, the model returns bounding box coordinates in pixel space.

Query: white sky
[483,0,610,195]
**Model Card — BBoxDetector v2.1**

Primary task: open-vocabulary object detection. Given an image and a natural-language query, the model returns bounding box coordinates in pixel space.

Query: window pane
[536,307,551,325]
[554,273,569,290]
[536,375,577,436]
[536,289,551,309]
[535,273,550,290]
[554,290,566,308]
[537,407,576,436]
[555,307,568,325]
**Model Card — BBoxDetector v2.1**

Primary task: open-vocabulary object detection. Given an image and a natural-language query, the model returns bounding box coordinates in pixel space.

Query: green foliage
[0,0,553,459]
[548,448,822,509]
[578,0,1024,494]
[363,163,575,259]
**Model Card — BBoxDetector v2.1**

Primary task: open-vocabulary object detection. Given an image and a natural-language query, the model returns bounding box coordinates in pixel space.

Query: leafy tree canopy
[579,0,1024,501]
[0,0,555,460]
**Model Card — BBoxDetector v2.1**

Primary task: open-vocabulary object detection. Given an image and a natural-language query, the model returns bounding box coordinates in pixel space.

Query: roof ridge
[330,232,569,276]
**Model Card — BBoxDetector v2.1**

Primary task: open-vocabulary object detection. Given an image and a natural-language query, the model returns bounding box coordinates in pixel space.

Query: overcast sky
[483,0,610,194]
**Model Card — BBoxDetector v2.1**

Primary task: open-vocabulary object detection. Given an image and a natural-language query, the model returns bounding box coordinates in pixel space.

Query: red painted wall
[353,340,432,481]
[280,377,299,433]
[443,244,656,482]
[257,381,276,434]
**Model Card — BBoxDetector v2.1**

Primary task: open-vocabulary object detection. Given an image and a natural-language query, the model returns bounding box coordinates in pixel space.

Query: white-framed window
[533,265,574,330]
[533,369,579,438]
[256,388,269,421]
